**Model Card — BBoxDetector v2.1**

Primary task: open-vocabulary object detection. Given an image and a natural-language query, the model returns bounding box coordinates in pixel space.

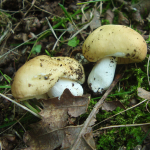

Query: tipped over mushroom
[11,55,85,100]
[82,25,147,93]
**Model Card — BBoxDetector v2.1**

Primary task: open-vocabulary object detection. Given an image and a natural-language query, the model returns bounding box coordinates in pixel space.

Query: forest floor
[1,0,150,149]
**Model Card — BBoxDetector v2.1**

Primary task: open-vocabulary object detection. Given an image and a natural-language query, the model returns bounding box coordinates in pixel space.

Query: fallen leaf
[137,87,150,99]
[83,131,96,149]
[105,9,114,24]
[21,89,95,150]
[118,11,129,25]
[89,9,101,31]
[132,0,150,15]
[14,33,28,41]
[0,135,16,150]
[102,100,125,111]
[82,8,101,31]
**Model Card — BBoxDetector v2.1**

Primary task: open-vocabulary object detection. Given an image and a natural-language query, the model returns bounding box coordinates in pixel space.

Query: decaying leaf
[90,9,101,31]
[0,134,16,150]
[0,49,19,67]
[114,0,145,24]
[131,10,144,25]
[61,126,95,150]
[102,100,125,111]
[137,87,150,100]
[105,9,114,24]
[132,0,150,16]
[21,89,96,150]
[14,33,28,42]
[82,8,101,31]
[141,125,150,141]
[23,17,41,32]
[147,12,150,22]
[118,11,129,25]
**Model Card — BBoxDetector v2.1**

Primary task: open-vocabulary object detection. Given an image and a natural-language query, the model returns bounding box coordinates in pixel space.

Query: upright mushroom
[11,55,85,100]
[82,25,147,93]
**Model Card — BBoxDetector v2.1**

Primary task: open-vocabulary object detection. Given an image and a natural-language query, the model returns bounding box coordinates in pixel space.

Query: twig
[71,17,85,41]
[94,122,150,131]
[0,29,48,59]
[0,28,69,59]
[25,0,62,18]
[46,17,58,40]
[0,112,27,135]
[93,98,148,128]
[1,0,37,55]
[24,0,37,16]
[52,31,66,50]
[60,19,93,43]
[81,4,88,21]
[0,12,12,44]
[0,93,41,118]
[71,74,122,150]
[147,56,150,85]
[146,100,150,113]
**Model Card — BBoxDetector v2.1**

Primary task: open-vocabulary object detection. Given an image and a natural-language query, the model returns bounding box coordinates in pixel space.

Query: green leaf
[31,44,42,54]
[68,37,79,47]
[77,0,110,5]
[59,3,72,22]
[45,49,51,56]
[0,86,11,88]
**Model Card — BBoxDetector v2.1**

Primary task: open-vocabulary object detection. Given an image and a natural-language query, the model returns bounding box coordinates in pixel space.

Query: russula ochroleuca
[47,79,83,99]
[11,55,85,100]
[82,25,147,93]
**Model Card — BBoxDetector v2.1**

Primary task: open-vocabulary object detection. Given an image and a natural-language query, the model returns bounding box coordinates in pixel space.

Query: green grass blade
[58,3,72,22]
[0,86,11,88]
[77,0,110,5]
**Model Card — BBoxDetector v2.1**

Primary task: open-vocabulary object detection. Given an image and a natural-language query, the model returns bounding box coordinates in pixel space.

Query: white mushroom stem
[88,56,118,93]
[47,79,84,99]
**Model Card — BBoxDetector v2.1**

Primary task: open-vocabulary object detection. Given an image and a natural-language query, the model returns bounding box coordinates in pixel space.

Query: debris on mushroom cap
[82,25,147,64]
[47,79,84,99]
[11,55,85,100]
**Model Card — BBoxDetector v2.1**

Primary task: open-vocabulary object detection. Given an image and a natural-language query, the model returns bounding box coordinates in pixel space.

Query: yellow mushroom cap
[82,25,147,64]
[11,55,85,100]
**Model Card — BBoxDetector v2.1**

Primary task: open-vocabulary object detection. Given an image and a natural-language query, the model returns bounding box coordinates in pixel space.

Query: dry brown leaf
[21,89,95,150]
[132,0,150,15]
[0,49,19,67]
[137,87,150,99]
[102,100,125,111]
[42,89,90,118]
[118,11,129,25]
[62,126,95,150]
[141,125,150,141]
[131,10,144,25]
[82,8,101,31]
[0,135,16,150]
[90,9,101,31]
[114,0,144,24]
[83,131,96,149]
[105,9,114,24]
[14,33,28,42]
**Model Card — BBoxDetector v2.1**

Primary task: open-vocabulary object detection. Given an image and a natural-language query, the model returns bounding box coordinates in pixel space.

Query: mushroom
[82,25,147,93]
[47,79,83,99]
[11,55,85,101]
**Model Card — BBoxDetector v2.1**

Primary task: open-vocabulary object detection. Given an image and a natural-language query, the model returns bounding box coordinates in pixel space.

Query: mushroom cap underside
[11,55,85,100]
[82,25,147,64]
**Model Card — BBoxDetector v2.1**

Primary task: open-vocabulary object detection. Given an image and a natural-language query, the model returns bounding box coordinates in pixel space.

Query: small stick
[0,93,41,119]
[93,98,148,129]
[71,74,122,150]
[94,122,150,131]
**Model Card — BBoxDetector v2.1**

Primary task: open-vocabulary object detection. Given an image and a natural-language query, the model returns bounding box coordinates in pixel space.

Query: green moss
[91,55,150,149]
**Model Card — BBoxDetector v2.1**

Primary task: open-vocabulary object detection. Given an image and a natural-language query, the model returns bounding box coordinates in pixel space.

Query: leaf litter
[1,0,150,149]
[21,89,96,150]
